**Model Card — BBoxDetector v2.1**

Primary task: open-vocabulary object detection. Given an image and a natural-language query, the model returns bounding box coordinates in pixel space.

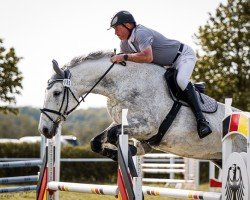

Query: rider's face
[114,25,129,40]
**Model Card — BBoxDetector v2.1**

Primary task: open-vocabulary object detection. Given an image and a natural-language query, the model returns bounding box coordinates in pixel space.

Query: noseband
[40,62,118,125]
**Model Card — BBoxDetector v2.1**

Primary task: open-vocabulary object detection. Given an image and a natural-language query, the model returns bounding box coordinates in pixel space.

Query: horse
[38,51,246,166]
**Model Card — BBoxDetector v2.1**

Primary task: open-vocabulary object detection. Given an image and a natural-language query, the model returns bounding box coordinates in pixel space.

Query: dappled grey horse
[38,51,246,167]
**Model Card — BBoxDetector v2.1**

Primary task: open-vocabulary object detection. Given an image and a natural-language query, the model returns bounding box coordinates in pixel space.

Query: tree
[193,0,250,111]
[0,38,23,114]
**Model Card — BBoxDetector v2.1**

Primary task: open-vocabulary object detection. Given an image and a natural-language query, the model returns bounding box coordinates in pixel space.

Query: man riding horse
[109,10,211,139]
[40,11,237,166]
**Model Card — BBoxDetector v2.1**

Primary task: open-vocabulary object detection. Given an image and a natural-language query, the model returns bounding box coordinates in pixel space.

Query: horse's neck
[70,58,120,98]
[70,58,171,108]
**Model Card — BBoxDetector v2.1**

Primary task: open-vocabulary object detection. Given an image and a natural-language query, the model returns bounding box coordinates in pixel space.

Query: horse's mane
[63,50,113,69]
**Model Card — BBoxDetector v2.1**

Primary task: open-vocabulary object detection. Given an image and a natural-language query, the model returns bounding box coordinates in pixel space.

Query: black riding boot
[184,82,212,139]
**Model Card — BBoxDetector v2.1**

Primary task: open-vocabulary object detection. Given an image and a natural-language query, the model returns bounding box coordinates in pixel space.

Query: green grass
[0,191,174,200]
[0,191,178,200]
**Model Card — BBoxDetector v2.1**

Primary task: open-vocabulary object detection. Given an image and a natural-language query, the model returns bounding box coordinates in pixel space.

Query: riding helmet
[109,11,136,29]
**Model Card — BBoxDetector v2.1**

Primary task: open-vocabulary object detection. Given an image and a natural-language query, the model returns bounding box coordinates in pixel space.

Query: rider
[109,11,212,139]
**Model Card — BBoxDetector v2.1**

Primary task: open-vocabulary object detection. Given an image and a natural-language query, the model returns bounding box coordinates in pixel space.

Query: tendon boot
[102,144,137,162]
[184,82,212,139]
[102,148,118,161]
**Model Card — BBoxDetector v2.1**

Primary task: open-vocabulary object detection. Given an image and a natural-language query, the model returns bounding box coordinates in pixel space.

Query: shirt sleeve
[120,41,131,54]
[136,29,154,51]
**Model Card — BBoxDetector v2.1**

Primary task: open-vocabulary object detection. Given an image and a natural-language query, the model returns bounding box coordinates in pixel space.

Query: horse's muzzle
[41,124,58,139]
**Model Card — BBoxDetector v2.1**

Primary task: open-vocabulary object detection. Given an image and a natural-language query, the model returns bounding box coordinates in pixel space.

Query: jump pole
[48,181,118,195]
[0,160,42,168]
[0,175,38,184]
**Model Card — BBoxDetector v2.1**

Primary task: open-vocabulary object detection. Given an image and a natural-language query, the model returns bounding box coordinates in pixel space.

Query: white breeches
[173,44,196,91]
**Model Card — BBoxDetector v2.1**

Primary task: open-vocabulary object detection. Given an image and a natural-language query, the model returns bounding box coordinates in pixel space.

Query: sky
[1,0,226,109]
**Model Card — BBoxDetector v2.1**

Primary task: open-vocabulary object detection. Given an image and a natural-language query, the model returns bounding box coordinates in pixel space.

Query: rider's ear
[52,60,64,77]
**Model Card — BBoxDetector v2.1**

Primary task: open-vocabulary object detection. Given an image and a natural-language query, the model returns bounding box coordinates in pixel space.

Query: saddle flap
[164,68,218,113]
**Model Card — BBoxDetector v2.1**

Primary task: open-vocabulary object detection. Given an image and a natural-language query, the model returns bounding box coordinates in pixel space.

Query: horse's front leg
[90,123,137,161]
[90,123,121,161]
[106,123,152,157]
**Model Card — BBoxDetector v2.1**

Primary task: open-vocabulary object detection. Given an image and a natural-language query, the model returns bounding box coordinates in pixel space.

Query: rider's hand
[111,54,125,63]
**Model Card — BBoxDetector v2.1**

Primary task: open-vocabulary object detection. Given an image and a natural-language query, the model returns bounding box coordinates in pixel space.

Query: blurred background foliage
[0,39,23,114]
[0,107,112,145]
[193,0,250,111]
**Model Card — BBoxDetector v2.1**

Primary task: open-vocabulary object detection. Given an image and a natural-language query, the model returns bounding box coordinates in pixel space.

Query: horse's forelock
[47,73,63,90]
[50,73,63,80]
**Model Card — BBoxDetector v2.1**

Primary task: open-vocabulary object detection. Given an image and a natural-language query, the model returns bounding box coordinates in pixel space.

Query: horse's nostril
[43,127,49,134]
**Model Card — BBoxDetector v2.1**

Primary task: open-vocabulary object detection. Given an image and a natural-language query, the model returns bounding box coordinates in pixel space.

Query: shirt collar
[128,25,136,43]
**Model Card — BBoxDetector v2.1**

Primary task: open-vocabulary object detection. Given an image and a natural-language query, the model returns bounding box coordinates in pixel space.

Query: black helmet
[109,11,136,29]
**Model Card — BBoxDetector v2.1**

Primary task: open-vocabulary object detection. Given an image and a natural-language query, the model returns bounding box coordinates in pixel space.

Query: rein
[41,61,125,125]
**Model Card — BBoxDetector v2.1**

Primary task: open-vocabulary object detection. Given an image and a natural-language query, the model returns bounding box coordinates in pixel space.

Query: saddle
[165,67,218,113]
[145,67,218,146]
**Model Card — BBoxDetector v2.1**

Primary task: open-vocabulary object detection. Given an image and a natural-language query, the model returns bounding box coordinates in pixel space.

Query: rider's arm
[111,46,153,63]
[127,46,153,63]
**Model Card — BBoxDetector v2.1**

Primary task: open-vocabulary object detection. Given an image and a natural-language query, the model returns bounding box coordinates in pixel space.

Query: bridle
[40,69,79,125]
[40,60,122,126]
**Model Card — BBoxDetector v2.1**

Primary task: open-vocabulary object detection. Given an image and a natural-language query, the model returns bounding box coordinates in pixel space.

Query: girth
[145,101,182,146]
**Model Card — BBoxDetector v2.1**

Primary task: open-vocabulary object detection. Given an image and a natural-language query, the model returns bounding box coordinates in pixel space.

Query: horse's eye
[53,91,62,97]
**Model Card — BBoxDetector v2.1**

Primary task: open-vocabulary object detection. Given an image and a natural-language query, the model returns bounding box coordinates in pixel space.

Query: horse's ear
[52,60,64,77]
